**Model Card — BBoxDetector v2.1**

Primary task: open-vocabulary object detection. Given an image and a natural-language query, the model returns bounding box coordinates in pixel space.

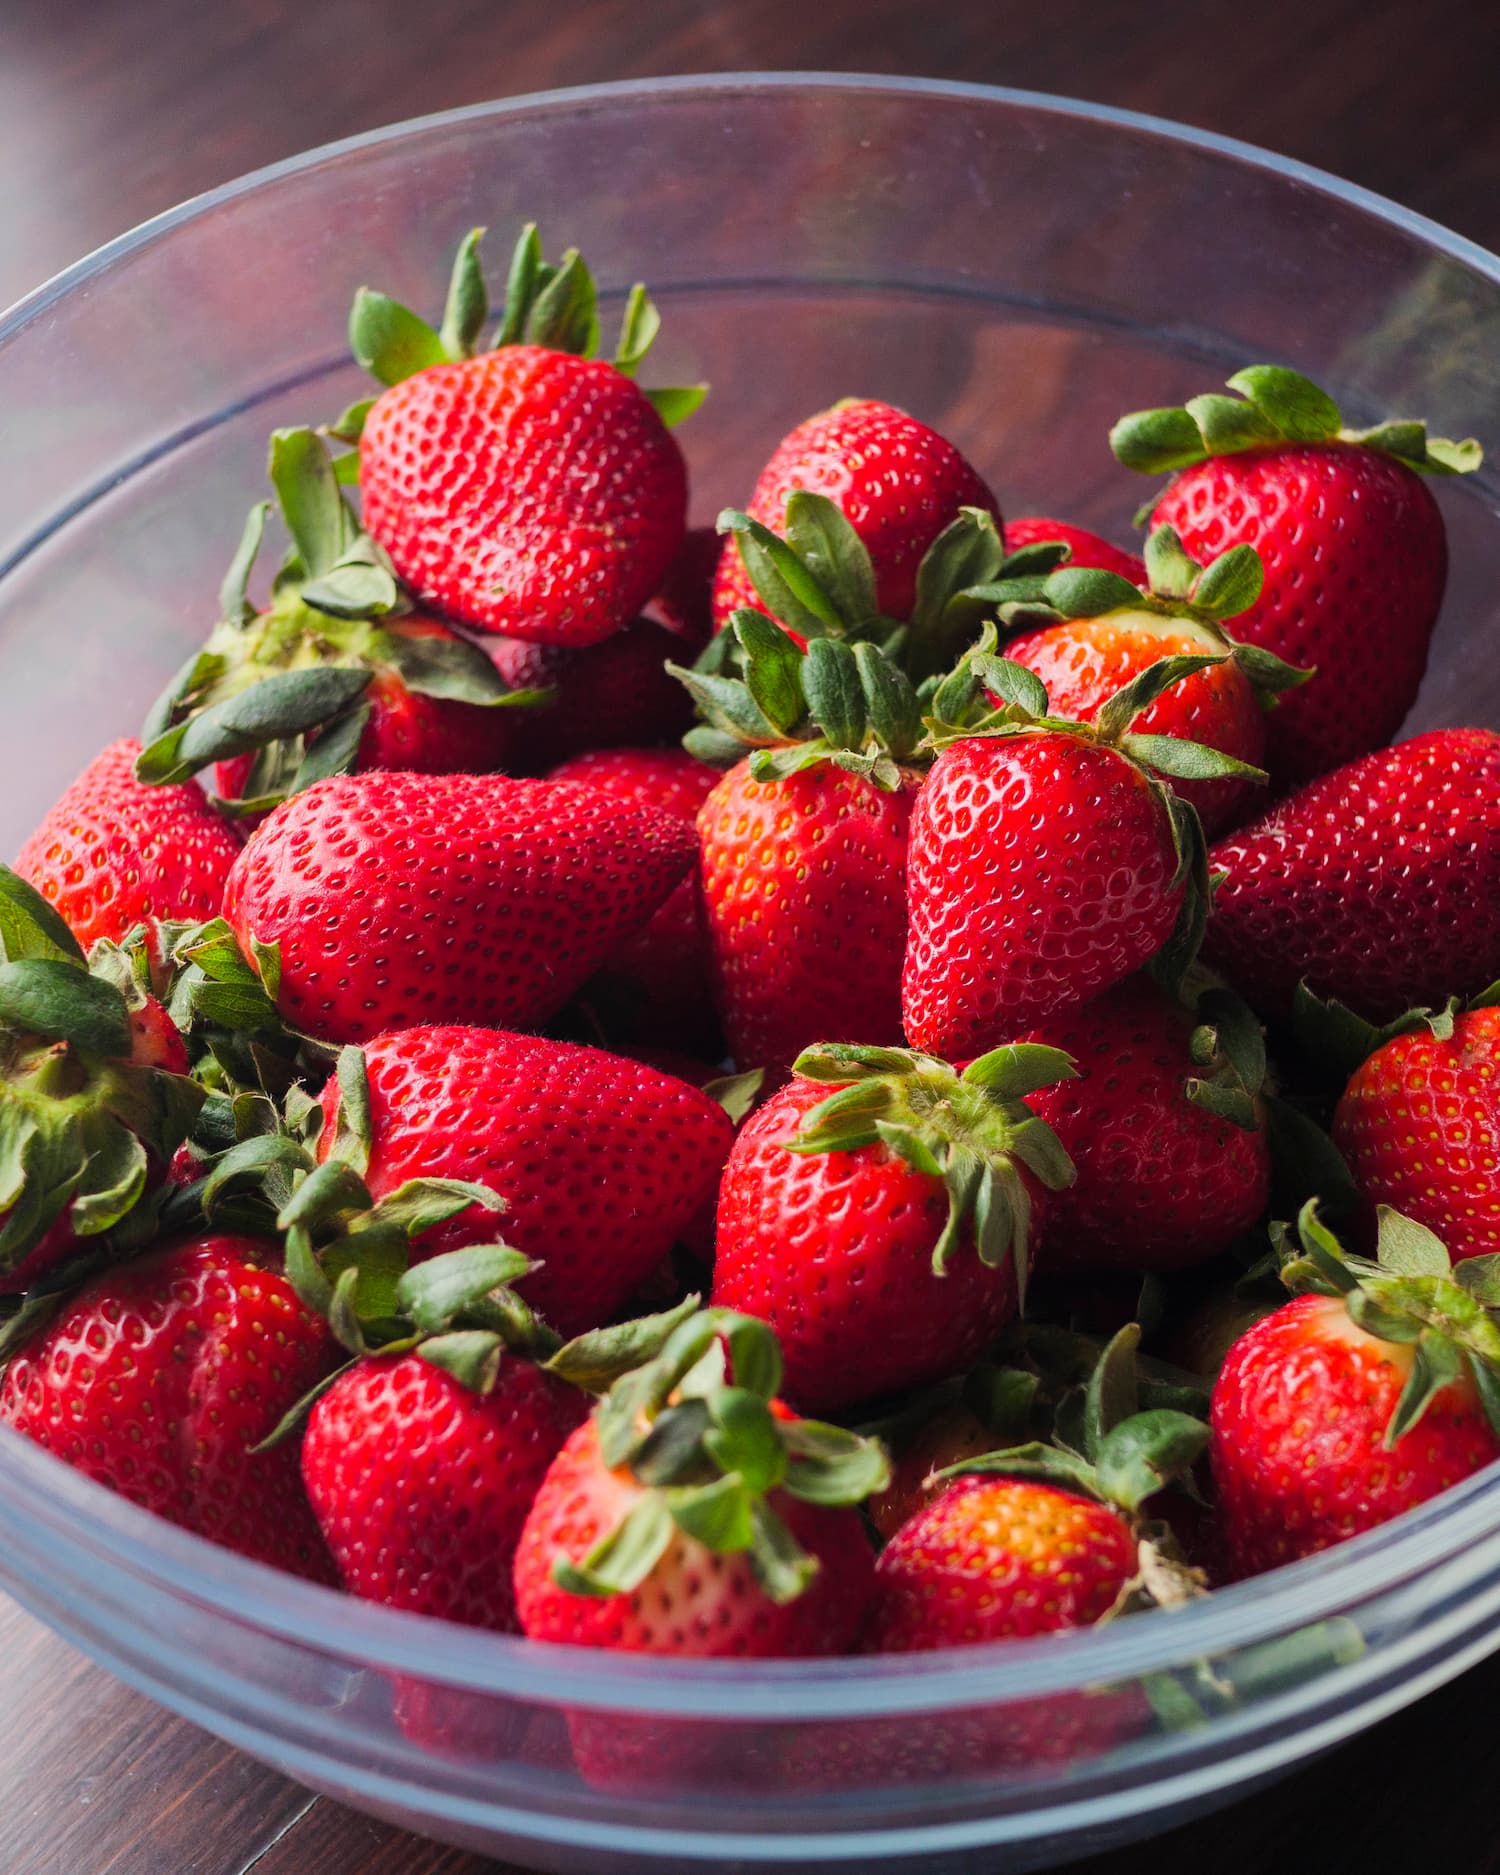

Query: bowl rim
[5,69,1500,1721]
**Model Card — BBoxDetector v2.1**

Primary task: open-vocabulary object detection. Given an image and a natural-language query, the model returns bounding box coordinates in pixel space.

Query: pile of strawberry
[3,222,1499,1743]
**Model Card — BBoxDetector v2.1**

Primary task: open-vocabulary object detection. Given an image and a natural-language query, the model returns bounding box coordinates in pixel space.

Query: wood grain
[2,1,1499,1870]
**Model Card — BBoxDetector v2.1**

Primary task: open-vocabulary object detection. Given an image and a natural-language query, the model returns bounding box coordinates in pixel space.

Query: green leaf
[1093,652,1226,744]
[1454,1255,1500,1307]
[936,1438,1101,1497]
[365,1175,501,1242]
[551,1493,675,1597]
[218,502,269,624]
[439,227,488,361]
[667,1474,755,1553]
[268,428,352,582]
[801,637,866,749]
[135,666,374,786]
[631,1397,712,1486]
[1094,1409,1210,1511]
[1375,1206,1452,1278]
[671,649,779,746]
[1385,1332,1464,1447]
[960,1043,1077,1101]
[792,1045,921,1083]
[1141,525,1202,602]
[70,1124,149,1236]
[1121,734,1268,784]
[1226,365,1341,441]
[1419,434,1484,475]
[980,656,1049,718]
[1183,393,1280,457]
[779,1417,892,1505]
[524,248,600,357]
[1109,406,1208,474]
[645,384,708,427]
[277,1158,372,1234]
[300,562,400,619]
[324,399,374,447]
[493,223,543,349]
[1044,565,1144,618]
[395,1242,532,1333]
[349,287,448,387]
[703,1389,787,1494]
[0,960,131,1057]
[418,1329,504,1394]
[0,868,85,967]
[719,1313,784,1402]
[1084,1323,1142,1456]
[702,1068,764,1126]
[284,1223,333,1316]
[736,608,808,736]
[911,507,1006,630]
[717,508,844,640]
[613,282,661,376]
[853,641,923,762]
[746,1498,819,1604]
[784,491,878,625]
[1191,544,1264,620]
[544,1294,703,1392]
[330,1045,372,1173]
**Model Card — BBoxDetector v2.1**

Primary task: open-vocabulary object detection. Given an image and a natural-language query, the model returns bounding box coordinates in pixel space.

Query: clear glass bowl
[2,73,1499,1873]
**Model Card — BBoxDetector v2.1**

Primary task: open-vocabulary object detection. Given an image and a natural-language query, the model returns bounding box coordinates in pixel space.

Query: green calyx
[1110,363,1482,478]
[1273,1200,1500,1447]
[785,1041,1078,1305]
[0,869,204,1277]
[1292,978,1500,1083]
[346,222,705,427]
[547,1305,890,1606]
[1183,985,1269,1133]
[136,429,546,808]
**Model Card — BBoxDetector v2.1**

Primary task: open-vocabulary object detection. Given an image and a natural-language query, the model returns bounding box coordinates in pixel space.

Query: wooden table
[3,1,1499,1869]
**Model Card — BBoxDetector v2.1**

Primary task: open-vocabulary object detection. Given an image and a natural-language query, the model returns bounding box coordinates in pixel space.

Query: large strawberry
[1210,1203,1500,1577]
[1112,365,1481,783]
[1205,727,1500,1023]
[221,768,695,1044]
[1000,525,1303,834]
[313,1027,734,1336]
[135,430,540,816]
[903,640,1265,1057]
[16,739,240,951]
[1004,515,1146,584]
[0,1232,338,1580]
[710,1042,1076,1414]
[711,398,999,634]
[1021,977,1272,1273]
[349,225,696,645]
[0,867,204,1291]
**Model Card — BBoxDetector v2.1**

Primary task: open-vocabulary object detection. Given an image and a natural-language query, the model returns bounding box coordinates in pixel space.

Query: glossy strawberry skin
[1334,1007,1500,1264]
[1210,1293,1500,1577]
[360,345,687,647]
[699,760,918,1075]
[712,400,1000,631]
[1153,441,1446,784]
[865,1476,1136,1651]
[317,1025,734,1337]
[903,734,1184,1057]
[301,1353,585,1629]
[1004,613,1266,835]
[1004,516,1147,585]
[1205,728,1500,1023]
[16,739,241,950]
[711,1077,1037,1415]
[0,1235,338,1581]
[868,1403,1000,1540]
[222,770,695,1045]
[513,1416,875,1655]
[1021,978,1271,1272]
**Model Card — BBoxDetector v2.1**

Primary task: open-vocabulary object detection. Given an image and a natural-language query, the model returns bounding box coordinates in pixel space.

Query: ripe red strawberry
[1021,978,1272,1273]
[16,739,240,951]
[1210,1204,1500,1577]
[352,226,691,646]
[903,645,1260,1057]
[640,524,719,643]
[1205,728,1500,1023]
[0,1233,338,1580]
[316,1026,734,1336]
[1113,365,1481,783]
[545,746,720,1053]
[1333,1003,1500,1265]
[1004,515,1146,584]
[512,1307,886,1655]
[711,1043,1076,1414]
[221,769,695,1044]
[711,399,999,632]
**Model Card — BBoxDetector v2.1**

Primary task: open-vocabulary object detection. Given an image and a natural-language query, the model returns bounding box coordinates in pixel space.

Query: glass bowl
[2,73,1499,1874]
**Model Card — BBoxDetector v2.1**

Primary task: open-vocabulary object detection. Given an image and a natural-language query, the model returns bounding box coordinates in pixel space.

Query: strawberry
[350,225,696,646]
[221,768,696,1045]
[135,430,540,818]
[0,1232,338,1580]
[1332,999,1500,1266]
[1112,365,1481,783]
[1021,978,1272,1273]
[1210,1203,1500,1577]
[1004,515,1146,585]
[903,640,1264,1057]
[313,1028,734,1337]
[1000,526,1303,835]
[513,1307,887,1654]
[15,739,240,951]
[640,524,719,643]
[711,399,999,633]
[544,747,720,1054]
[0,867,204,1291]
[710,1042,1077,1415]
[1205,728,1500,1023]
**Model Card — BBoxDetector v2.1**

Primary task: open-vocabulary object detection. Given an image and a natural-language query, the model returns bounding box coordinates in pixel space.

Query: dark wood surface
[3,2,1499,1869]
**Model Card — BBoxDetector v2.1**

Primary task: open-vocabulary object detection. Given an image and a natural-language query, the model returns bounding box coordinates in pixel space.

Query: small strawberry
[0,867,204,1291]
[1021,977,1272,1273]
[1004,515,1146,584]
[903,638,1265,1057]
[312,1028,734,1336]
[135,430,541,817]
[711,398,999,633]
[1205,727,1500,1022]
[16,739,240,951]
[0,1232,338,1580]
[1210,1203,1500,1576]
[864,1361,1043,1539]
[1112,364,1482,783]
[1000,525,1304,834]
[221,768,696,1044]
[350,225,697,645]
[710,1041,1077,1415]
[513,1306,887,1654]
